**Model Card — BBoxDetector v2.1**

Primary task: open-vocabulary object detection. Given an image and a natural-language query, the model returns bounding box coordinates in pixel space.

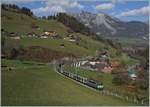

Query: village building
[101,66,113,73]
[80,61,90,67]
[95,50,109,63]
[31,23,40,30]
[9,32,16,36]
[96,50,107,57]
[40,35,48,38]
[60,44,65,48]
[81,60,88,65]
[110,60,121,69]
[9,32,20,40]
[128,68,137,80]
[27,32,36,37]
[137,66,144,72]
[129,73,137,80]
[64,34,80,42]
[79,53,112,73]
[40,31,59,39]
[10,36,20,40]
[95,63,106,70]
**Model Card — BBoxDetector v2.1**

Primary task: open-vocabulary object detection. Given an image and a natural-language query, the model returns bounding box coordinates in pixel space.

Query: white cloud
[32,0,84,15]
[120,6,149,16]
[45,0,83,9]
[32,6,66,15]
[95,3,114,11]
[111,0,146,4]
[1,0,40,4]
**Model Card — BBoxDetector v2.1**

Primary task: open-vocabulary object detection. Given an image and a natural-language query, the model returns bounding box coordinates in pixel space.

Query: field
[2,10,69,36]
[5,35,105,57]
[102,36,148,48]
[1,59,137,106]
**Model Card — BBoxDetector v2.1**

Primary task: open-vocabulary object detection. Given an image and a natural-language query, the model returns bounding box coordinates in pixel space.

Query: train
[56,63,104,90]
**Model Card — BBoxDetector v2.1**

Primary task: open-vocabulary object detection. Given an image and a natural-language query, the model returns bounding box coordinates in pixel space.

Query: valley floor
[1,59,137,106]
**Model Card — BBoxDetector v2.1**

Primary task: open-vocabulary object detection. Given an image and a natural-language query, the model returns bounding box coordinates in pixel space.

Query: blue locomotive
[56,63,104,90]
[85,79,104,90]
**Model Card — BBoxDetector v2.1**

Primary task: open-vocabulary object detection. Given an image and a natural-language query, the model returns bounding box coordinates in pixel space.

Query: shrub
[112,74,129,85]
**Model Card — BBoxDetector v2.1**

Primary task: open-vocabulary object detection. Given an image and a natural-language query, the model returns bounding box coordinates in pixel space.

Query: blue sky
[2,0,149,22]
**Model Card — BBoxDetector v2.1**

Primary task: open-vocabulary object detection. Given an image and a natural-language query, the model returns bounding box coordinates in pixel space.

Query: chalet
[9,32,16,36]
[95,63,106,70]
[41,31,58,39]
[80,57,108,71]
[129,73,137,80]
[31,23,40,30]
[27,32,36,37]
[80,61,90,67]
[40,35,48,38]
[95,50,109,62]
[8,32,20,39]
[128,68,137,80]
[64,34,80,42]
[10,36,20,40]
[60,44,65,48]
[137,66,144,72]
[96,50,107,57]
[32,25,39,29]
[81,60,88,65]
[97,61,107,65]
[110,60,121,69]
[101,66,113,73]
[89,61,96,66]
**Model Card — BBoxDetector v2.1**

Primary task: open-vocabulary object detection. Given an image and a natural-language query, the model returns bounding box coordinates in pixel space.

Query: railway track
[54,68,100,92]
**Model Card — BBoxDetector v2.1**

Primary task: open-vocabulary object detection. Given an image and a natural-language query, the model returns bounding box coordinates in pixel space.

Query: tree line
[40,13,91,35]
[2,4,33,16]
[56,13,91,35]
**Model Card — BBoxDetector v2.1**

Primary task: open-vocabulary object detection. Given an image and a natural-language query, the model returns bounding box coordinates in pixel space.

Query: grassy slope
[2,59,136,106]
[2,9,138,64]
[2,9,107,56]
[2,10,68,36]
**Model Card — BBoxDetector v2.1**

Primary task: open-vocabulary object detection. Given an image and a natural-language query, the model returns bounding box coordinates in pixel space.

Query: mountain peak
[71,11,148,38]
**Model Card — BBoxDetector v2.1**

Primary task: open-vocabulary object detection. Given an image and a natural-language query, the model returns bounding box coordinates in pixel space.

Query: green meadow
[2,59,137,106]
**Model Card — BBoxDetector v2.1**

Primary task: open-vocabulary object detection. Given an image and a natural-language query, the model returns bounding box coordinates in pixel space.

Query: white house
[10,36,20,40]
[40,36,48,39]
[81,60,88,65]
[89,61,96,66]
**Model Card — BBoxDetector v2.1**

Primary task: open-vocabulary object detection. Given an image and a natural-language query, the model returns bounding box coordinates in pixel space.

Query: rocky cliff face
[71,11,149,40]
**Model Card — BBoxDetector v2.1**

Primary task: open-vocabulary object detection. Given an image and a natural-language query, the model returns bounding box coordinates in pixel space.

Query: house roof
[41,31,58,37]
[95,64,106,69]
[110,60,120,67]
[129,73,137,78]
[9,32,17,37]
